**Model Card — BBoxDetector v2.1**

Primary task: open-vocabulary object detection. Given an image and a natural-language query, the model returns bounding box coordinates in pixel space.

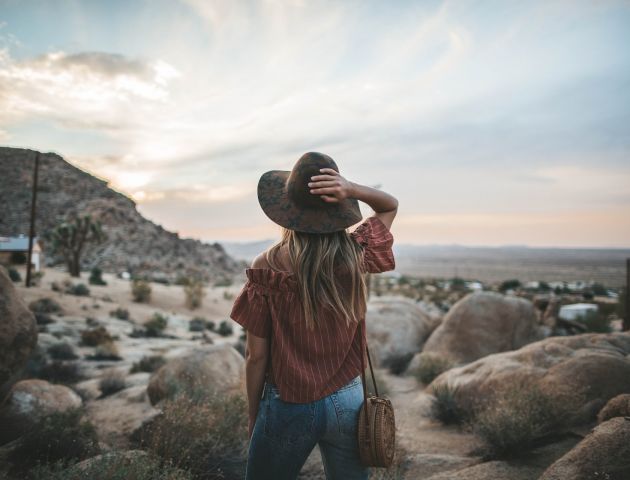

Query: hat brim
[257,170,363,233]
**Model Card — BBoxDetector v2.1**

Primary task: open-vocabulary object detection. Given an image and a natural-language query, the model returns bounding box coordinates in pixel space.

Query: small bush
[184,279,206,310]
[144,313,168,337]
[429,383,469,425]
[213,277,233,287]
[189,317,206,332]
[28,451,193,480]
[217,320,233,337]
[499,279,521,292]
[130,355,167,374]
[38,360,84,385]
[109,307,130,321]
[67,283,91,296]
[382,352,415,375]
[222,290,234,300]
[81,326,113,346]
[135,392,248,479]
[86,341,122,361]
[48,342,79,360]
[98,370,127,397]
[9,267,21,282]
[88,266,107,286]
[205,320,216,331]
[7,407,100,473]
[132,279,152,303]
[35,312,55,325]
[575,310,612,333]
[29,297,63,314]
[469,381,572,458]
[412,352,455,385]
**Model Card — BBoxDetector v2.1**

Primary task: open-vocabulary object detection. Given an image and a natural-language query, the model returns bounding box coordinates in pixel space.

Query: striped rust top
[229,216,395,403]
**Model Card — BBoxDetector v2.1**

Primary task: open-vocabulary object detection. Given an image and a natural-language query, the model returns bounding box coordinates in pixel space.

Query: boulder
[597,393,630,423]
[422,291,542,364]
[0,266,38,394]
[0,378,82,441]
[147,344,245,405]
[539,417,630,480]
[428,332,630,426]
[366,296,440,368]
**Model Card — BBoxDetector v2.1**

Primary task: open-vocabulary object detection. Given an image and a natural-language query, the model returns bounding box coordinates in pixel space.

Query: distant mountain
[221,239,276,263]
[0,147,246,282]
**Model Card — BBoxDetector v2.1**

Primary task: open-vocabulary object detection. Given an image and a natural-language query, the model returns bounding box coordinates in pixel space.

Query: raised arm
[308,167,398,231]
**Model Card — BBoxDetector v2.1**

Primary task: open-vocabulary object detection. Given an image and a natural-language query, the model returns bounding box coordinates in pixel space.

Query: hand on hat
[308,168,354,203]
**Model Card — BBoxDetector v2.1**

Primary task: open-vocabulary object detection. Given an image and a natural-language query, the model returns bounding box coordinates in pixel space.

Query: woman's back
[230,215,395,403]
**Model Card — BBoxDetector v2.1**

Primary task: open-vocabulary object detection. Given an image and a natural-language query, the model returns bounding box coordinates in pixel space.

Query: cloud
[0,48,180,129]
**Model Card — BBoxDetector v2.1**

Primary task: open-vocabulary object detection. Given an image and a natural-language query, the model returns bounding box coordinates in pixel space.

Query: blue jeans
[246,374,370,480]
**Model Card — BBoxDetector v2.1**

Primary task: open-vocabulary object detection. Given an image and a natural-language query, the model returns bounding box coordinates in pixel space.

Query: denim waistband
[265,374,362,394]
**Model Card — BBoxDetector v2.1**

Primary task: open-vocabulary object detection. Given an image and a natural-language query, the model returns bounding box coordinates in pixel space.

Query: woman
[230,152,398,480]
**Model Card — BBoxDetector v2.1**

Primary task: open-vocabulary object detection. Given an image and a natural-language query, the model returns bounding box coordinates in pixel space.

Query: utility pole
[25,151,40,288]
[625,258,630,331]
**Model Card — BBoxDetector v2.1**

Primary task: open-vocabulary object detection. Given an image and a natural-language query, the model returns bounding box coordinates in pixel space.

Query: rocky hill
[0,146,246,282]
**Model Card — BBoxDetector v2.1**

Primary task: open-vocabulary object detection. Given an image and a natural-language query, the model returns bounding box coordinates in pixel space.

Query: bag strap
[360,312,378,434]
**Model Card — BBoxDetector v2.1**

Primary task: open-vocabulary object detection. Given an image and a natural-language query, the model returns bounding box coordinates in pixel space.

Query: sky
[1,0,629,248]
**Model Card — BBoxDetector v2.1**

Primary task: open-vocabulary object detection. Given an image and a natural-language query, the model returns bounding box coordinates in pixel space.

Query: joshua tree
[46,214,106,277]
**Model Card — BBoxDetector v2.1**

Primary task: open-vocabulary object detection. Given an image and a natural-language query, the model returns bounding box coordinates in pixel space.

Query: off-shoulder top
[229,216,395,403]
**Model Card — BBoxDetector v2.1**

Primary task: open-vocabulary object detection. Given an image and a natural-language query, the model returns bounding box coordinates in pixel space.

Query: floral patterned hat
[257,152,363,233]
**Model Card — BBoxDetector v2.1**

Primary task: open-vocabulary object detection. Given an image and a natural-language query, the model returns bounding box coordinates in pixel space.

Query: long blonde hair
[264,227,368,330]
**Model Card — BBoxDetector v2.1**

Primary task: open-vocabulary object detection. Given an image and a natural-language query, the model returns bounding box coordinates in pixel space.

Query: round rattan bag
[357,318,396,467]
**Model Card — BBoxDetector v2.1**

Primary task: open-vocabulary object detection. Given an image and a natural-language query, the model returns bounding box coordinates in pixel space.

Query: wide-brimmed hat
[257,152,362,233]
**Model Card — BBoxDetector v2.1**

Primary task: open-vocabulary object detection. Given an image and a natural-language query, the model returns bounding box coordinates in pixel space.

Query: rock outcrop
[0,266,38,395]
[539,417,630,480]
[421,291,542,364]
[428,332,630,425]
[597,393,630,423]
[147,344,245,405]
[366,296,440,367]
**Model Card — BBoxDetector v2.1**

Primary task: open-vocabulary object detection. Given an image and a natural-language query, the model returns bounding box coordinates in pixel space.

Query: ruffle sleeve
[350,216,395,273]
[229,277,272,339]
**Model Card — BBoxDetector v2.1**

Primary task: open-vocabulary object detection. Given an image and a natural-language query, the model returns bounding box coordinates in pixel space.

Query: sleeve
[229,280,272,339]
[349,216,396,273]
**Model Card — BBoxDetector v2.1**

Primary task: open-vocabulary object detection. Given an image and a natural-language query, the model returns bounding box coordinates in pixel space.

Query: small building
[559,303,598,321]
[0,235,44,272]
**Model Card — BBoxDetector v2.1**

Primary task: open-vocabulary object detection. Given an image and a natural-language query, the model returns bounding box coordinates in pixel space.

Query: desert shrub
[382,352,415,375]
[189,317,206,332]
[88,266,107,286]
[109,307,130,321]
[217,320,233,337]
[38,360,84,385]
[184,279,206,310]
[132,279,152,303]
[135,392,248,479]
[98,370,127,397]
[205,320,216,331]
[35,312,55,325]
[575,310,612,333]
[222,290,233,300]
[144,313,168,337]
[213,277,233,287]
[499,279,521,292]
[80,326,113,346]
[429,383,469,425]
[130,355,166,374]
[29,297,63,314]
[28,451,193,480]
[9,267,21,282]
[412,352,455,385]
[67,283,91,296]
[469,381,573,458]
[7,407,100,473]
[86,341,122,361]
[48,342,79,360]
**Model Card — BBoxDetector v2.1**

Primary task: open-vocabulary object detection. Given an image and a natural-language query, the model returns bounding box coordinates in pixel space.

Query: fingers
[321,194,339,202]
[309,186,337,194]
